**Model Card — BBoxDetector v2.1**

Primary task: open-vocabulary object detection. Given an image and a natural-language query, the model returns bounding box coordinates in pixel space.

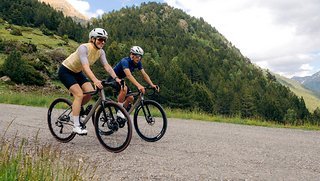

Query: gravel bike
[125,86,167,142]
[47,80,132,153]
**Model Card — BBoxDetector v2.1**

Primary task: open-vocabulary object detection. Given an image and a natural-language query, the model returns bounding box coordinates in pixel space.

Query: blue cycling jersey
[113,57,143,78]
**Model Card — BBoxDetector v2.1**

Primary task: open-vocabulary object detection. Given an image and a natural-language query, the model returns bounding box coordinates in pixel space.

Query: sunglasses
[133,54,142,58]
[97,38,106,42]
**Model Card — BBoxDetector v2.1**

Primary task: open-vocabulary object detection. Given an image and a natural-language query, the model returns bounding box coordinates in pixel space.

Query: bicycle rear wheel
[94,101,132,153]
[47,98,76,142]
[134,100,167,142]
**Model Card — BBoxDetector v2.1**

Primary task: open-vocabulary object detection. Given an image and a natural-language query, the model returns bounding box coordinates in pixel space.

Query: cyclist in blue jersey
[110,46,159,118]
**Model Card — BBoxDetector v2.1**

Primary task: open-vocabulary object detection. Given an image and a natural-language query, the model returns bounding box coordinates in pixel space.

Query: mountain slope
[292,71,320,94]
[0,1,311,122]
[88,2,310,121]
[38,0,88,21]
[275,73,320,111]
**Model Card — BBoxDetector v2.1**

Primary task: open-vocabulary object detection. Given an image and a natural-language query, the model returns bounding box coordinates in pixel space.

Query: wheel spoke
[94,101,132,153]
[134,100,167,142]
[47,98,76,142]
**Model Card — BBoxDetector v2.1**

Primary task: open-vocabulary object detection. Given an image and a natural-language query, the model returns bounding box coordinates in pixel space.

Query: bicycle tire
[134,100,167,142]
[94,101,132,153]
[47,98,76,142]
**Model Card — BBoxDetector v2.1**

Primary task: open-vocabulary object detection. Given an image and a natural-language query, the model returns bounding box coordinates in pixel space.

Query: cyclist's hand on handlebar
[151,84,160,92]
[94,80,103,89]
[138,85,145,94]
[114,77,124,89]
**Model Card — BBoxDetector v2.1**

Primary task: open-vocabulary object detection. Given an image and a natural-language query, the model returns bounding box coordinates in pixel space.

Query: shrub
[40,24,53,36]
[2,51,45,86]
[10,28,22,36]
[61,34,69,45]
[46,48,67,63]
[0,39,19,54]
[0,17,5,24]
[0,66,3,77]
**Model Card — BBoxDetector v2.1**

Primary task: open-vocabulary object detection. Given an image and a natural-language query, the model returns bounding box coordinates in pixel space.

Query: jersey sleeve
[120,58,130,69]
[99,49,108,65]
[78,44,89,65]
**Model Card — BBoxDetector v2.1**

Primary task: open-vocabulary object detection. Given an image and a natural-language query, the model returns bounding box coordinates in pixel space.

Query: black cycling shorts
[58,64,89,90]
[107,76,132,94]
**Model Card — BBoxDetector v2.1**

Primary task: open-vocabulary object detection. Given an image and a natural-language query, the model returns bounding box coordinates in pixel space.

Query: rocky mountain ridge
[38,0,88,21]
[292,71,320,93]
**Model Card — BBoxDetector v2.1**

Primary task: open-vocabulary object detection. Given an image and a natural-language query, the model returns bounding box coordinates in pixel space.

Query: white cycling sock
[73,116,80,127]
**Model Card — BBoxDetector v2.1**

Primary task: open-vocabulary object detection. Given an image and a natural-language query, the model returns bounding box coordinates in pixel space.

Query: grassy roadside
[0,81,319,131]
[0,122,96,180]
[0,81,318,180]
[166,108,320,131]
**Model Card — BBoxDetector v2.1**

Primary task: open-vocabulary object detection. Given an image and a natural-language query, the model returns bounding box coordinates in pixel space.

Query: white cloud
[86,9,105,18]
[300,64,313,71]
[67,0,90,15]
[67,0,105,18]
[164,0,320,78]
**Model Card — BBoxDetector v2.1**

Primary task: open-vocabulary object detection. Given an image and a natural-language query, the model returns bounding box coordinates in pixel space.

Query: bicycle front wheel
[47,98,76,142]
[134,100,167,142]
[94,101,132,153]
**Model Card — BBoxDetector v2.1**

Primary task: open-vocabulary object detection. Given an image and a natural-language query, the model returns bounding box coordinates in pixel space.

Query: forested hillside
[1,1,319,124]
[0,0,86,42]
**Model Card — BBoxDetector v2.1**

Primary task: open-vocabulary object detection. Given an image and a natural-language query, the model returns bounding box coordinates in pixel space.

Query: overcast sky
[67,0,320,78]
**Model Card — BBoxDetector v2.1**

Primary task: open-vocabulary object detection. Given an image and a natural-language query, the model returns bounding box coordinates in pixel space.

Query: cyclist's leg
[118,85,127,104]
[76,72,92,106]
[123,87,133,108]
[58,65,87,134]
[58,65,82,122]
[69,84,84,124]
[81,82,94,105]
[70,72,90,134]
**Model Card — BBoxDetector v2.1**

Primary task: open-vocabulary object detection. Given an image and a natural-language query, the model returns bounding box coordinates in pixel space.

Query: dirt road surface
[1,103,320,180]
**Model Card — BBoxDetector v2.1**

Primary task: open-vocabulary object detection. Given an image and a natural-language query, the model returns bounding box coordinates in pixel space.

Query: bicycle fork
[140,100,155,125]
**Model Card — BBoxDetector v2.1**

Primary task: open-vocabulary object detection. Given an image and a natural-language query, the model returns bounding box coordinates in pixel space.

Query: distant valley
[292,71,320,94]
[275,73,320,111]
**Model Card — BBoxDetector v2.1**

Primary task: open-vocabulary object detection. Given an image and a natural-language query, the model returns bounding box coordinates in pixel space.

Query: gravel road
[1,103,320,180]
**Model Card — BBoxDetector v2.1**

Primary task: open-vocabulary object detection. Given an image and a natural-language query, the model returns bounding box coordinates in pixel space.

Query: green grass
[0,81,319,130]
[0,23,78,54]
[0,121,96,181]
[0,84,68,108]
[165,108,320,131]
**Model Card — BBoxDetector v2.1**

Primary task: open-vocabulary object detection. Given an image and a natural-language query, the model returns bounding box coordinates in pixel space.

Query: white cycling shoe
[116,110,126,119]
[73,126,88,135]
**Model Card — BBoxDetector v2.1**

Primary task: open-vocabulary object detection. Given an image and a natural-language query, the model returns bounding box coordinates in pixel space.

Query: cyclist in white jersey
[58,28,121,135]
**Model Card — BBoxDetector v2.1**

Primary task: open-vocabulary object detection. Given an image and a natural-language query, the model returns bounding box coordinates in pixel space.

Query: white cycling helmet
[130,46,144,56]
[89,28,108,39]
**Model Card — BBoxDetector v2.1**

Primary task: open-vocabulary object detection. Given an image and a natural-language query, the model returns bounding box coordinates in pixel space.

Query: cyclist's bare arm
[82,64,102,89]
[100,50,121,84]
[140,69,159,91]
[103,63,122,85]
[124,68,145,93]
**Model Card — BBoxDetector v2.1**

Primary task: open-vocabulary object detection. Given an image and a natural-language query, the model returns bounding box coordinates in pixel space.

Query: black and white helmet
[130,46,144,56]
[89,28,108,39]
